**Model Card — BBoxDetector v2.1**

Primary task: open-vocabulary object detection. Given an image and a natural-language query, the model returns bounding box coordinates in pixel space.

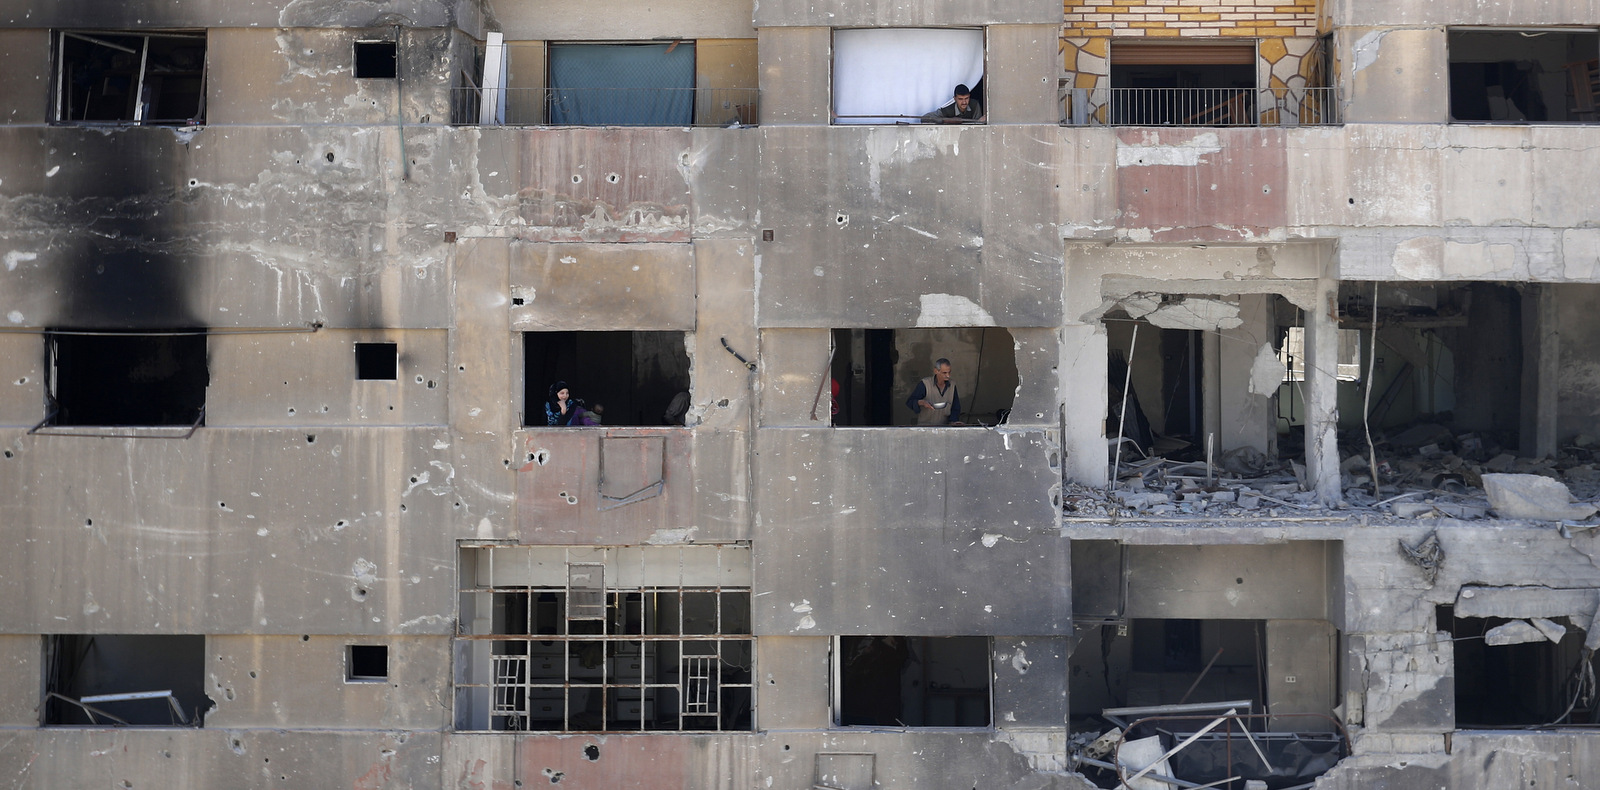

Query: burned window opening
[347,645,389,682]
[47,330,208,427]
[829,328,1017,427]
[523,331,690,427]
[355,342,399,380]
[836,636,991,728]
[354,40,398,79]
[44,635,208,726]
[1449,29,1600,123]
[1445,610,1597,727]
[455,545,753,733]
[55,30,207,126]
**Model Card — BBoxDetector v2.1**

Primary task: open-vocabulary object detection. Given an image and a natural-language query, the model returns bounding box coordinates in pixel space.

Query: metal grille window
[456,545,754,732]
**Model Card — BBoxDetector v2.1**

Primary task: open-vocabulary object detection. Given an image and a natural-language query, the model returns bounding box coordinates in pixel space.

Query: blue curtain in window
[548,43,695,126]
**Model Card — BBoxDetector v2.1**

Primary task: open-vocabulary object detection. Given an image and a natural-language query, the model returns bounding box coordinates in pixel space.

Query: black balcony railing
[454,87,760,127]
[1063,87,1339,127]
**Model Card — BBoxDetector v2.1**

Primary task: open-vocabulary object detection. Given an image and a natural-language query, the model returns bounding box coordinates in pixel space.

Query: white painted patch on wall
[981,533,1002,548]
[4,250,37,271]
[645,526,699,545]
[6,311,22,324]
[916,293,995,327]
[1248,343,1284,396]
[1117,132,1221,168]
[45,166,60,177]
[1392,236,1444,280]
[1350,30,1387,74]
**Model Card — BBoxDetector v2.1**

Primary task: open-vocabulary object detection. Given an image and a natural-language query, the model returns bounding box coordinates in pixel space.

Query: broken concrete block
[1115,492,1171,509]
[1418,443,1443,458]
[1341,454,1368,472]
[1211,490,1236,504]
[1237,494,1260,510]
[1484,453,1518,472]
[1484,619,1545,646]
[1391,502,1435,519]
[1432,502,1487,519]
[1576,433,1599,448]
[1530,617,1568,643]
[1482,473,1599,521]
[1458,433,1484,455]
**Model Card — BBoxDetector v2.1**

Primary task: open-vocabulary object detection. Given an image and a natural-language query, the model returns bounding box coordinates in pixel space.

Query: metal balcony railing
[1063,87,1340,127]
[454,87,760,127]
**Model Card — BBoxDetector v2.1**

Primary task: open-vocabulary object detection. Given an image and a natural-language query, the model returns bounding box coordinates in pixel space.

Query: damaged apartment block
[3,0,1600,789]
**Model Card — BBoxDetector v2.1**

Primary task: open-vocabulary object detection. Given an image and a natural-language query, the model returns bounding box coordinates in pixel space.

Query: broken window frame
[42,634,208,728]
[830,635,994,729]
[53,30,208,126]
[831,27,989,125]
[454,544,755,733]
[39,329,209,433]
[1446,27,1600,124]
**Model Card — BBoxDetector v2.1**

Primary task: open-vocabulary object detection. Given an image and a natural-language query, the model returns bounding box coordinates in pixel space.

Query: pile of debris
[1067,701,1345,790]
[1067,422,1600,524]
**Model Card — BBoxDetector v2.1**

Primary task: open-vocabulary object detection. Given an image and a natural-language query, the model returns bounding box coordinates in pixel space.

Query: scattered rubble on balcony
[1070,421,1600,524]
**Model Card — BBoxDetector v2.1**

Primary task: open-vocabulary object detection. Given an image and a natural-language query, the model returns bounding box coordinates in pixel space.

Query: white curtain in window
[833,28,985,124]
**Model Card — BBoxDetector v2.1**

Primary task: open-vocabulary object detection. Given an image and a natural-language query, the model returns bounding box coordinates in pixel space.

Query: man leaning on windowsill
[922,83,986,124]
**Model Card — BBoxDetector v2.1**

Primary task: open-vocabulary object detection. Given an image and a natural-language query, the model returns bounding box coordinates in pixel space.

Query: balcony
[1063,87,1339,127]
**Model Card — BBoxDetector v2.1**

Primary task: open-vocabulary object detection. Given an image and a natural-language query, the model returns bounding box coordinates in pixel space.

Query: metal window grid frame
[456,545,755,733]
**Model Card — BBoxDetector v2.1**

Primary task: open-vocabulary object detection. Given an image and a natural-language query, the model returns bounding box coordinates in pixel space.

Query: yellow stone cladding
[1064,0,1317,37]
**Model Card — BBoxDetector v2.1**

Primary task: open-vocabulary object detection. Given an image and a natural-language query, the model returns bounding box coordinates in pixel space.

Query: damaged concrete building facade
[1,0,1599,787]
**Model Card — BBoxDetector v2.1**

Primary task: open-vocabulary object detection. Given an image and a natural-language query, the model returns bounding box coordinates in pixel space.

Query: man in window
[922,84,984,124]
[906,358,962,425]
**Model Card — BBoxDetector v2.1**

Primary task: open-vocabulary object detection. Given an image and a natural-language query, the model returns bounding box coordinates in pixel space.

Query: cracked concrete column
[1304,278,1343,505]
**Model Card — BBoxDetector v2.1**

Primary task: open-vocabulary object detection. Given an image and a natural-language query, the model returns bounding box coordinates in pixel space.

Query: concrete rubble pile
[1071,421,1600,524]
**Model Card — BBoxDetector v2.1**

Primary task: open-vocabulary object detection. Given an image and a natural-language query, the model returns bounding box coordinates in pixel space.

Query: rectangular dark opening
[1071,619,1268,713]
[347,645,389,681]
[838,636,990,727]
[49,330,208,427]
[523,331,690,427]
[56,31,207,125]
[355,342,399,380]
[829,328,1017,427]
[1449,613,1595,726]
[1449,30,1600,123]
[354,40,398,78]
[44,635,207,726]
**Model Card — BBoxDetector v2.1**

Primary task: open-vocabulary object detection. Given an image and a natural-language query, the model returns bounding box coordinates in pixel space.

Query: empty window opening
[829,328,1017,427]
[44,635,207,726]
[523,331,690,427]
[1444,610,1596,727]
[1336,282,1524,448]
[48,330,208,427]
[1107,42,1256,126]
[455,545,753,732]
[354,40,398,79]
[1449,30,1600,123]
[836,636,990,727]
[832,28,985,124]
[55,31,207,125]
[347,645,390,682]
[1278,327,1362,383]
[355,342,399,380]
[547,42,696,126]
